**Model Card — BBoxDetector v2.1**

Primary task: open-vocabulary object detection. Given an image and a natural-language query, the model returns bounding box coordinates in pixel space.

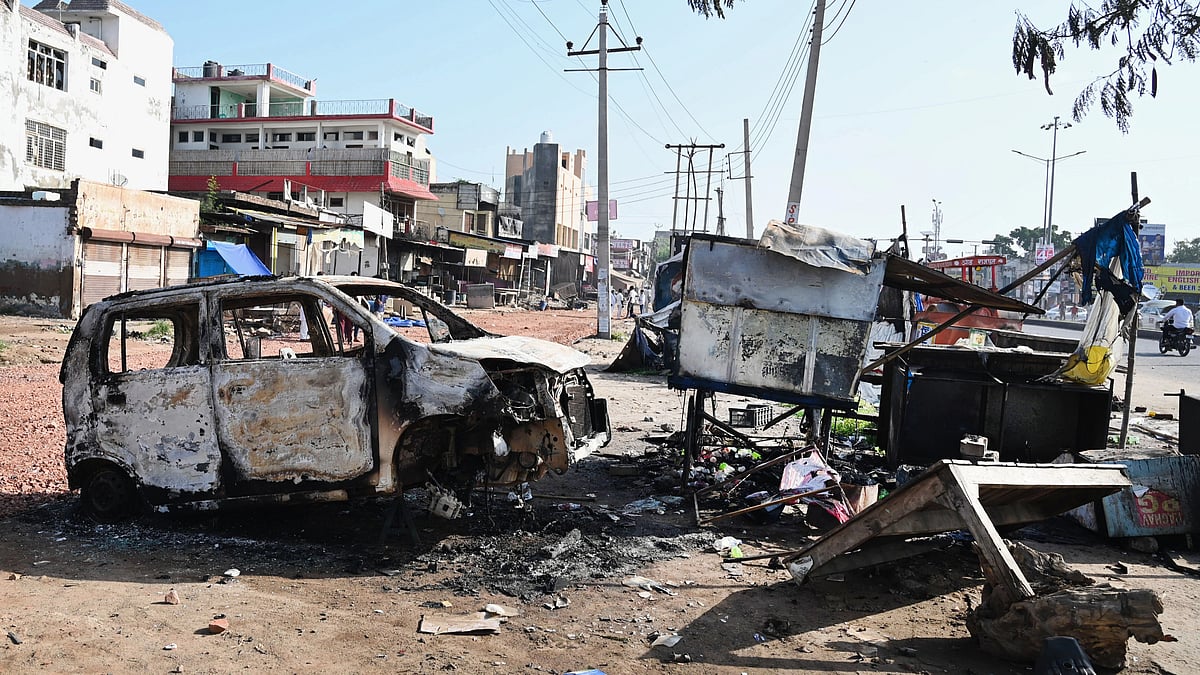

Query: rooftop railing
[170,98,433,131]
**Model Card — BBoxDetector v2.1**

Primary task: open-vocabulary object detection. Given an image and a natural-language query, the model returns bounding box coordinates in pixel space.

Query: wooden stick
[693,446,811,497]
[699,485,835,524]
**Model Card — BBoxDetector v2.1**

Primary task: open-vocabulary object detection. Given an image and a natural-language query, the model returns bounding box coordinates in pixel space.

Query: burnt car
[61,276,609,520]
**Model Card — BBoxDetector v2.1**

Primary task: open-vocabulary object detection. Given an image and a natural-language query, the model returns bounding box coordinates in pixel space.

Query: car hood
[426,335,591,374]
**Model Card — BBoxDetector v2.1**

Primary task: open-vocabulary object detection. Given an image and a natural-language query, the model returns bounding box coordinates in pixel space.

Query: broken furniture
[876,342,1112,466]
[1068,448,1200,539]
[780,460,1164,668]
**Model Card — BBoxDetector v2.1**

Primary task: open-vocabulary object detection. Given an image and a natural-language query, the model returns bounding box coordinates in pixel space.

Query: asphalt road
[1024,321,1196,416]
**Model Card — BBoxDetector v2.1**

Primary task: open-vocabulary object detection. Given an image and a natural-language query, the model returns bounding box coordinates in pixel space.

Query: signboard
[928,255,1007,270]
[361,202,393,238]
[1035,245,1055,264]
[1143,265,1200,294]
[1137,489,1184,529]
[464,248,488,268]
[586,200,618,221]
[502,244,524,260]
[447,230,507,255]
[1139,223,1166,265]
[610,238,637,251]
[784,201,800,226]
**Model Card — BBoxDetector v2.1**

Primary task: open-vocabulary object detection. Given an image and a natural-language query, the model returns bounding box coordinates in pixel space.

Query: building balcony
[173,62,315,95]
[171,98,434,133]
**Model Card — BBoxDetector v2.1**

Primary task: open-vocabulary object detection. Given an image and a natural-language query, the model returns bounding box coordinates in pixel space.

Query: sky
[68,0,1200,257]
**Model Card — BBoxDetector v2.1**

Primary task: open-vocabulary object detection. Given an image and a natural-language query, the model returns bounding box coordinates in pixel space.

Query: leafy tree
[687,0,738,18]
[1001,224,1073,259]
[988,233,1018,257]
[1013,1,1200,132]
[1167,237,1200,263]
[201,176,220,212]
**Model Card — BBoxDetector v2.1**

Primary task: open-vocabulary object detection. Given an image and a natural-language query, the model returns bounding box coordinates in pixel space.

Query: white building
[0,0,173,191]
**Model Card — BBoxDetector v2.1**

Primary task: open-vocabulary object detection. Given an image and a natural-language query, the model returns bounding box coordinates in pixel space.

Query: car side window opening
[219,295,337,360]
[102,304,201,375]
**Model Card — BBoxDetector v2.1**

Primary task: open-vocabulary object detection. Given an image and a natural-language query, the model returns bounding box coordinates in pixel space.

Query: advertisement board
[1143,265,1200,294]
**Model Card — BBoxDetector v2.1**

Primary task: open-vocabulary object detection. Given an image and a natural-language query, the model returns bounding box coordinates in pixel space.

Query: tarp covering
[207,241,271,276]
[757,220,876,274]
[1073,210,1144,313]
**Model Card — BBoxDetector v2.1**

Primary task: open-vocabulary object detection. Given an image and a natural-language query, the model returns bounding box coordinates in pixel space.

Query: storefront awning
[883,254,1042,313]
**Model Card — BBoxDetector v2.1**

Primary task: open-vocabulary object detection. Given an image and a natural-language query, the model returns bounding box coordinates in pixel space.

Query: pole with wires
[784,0,826,223]
[567,0,641,339]
[743,117,754,239]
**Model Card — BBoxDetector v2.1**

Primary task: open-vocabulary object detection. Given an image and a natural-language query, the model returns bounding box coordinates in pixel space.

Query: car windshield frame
[322,278,492,343]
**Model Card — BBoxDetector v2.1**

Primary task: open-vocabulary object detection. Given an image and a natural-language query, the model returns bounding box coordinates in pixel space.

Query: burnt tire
[81,466,138,522]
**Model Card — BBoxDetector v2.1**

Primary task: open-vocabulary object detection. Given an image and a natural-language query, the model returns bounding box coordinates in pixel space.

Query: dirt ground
[0,309,1196,674]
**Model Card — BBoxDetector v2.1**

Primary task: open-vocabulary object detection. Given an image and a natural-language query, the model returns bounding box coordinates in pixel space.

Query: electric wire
[822,0,857,45]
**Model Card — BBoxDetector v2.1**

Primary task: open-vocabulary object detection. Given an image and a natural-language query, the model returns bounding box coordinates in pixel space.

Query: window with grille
[25,120,66,171]
[27,40,67,90]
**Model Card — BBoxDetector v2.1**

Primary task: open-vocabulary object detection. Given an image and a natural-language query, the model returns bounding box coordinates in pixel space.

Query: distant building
[167,59,438,278]
[505,132,591,251]
[0,0,173,191]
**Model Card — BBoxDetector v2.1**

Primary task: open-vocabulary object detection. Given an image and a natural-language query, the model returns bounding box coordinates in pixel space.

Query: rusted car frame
[61,276,609,520]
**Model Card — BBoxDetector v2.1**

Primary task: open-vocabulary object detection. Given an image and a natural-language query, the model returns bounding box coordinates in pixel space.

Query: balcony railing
[171,98,433,131]
[173,63,314,93]
[169,148,431,187]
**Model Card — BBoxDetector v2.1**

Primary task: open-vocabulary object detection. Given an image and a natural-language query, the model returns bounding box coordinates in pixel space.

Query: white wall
[0,3,172,192]
[0,203,77,316]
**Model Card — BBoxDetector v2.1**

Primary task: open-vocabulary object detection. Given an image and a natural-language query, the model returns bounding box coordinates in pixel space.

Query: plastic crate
[729,403,773,428]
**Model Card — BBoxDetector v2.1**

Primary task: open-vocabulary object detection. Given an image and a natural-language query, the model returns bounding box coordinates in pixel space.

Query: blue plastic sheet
[207,241,271,276]
[1073,210,1144,312]
[384,317,427,328]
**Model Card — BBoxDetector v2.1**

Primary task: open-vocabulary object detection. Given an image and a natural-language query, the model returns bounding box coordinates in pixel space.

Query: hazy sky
[84,0,1200,256]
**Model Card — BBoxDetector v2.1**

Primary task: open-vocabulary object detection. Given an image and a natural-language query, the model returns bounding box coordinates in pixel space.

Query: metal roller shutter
[81,241,123,307]
[165,248,192,287]
[126,244,163,291]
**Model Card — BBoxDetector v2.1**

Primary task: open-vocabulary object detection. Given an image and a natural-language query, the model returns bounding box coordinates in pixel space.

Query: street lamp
[1012,116,1086,247]
[944,238,1001,256]
[930,200,943,261]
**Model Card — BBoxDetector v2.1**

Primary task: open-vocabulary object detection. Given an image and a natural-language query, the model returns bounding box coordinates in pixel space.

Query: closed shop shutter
[81,241,123,307]
[126,244,163,291]
[165,248,191,287]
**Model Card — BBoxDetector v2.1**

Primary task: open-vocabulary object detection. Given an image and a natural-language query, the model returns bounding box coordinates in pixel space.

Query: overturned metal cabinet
[671,231,886,406]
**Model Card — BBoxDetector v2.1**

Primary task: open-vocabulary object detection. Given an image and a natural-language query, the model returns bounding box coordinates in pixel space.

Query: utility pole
[666,143,725,233]
[715,187,726,236]
[743,117,754,239]
[784,0,826,223]
[1042,116,1072,245]
[567,0,640,339]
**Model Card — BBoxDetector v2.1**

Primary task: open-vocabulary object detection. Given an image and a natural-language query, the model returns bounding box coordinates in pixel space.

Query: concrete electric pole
[743,117,754,238]
[784,0,826,224]
[567,0,640,339]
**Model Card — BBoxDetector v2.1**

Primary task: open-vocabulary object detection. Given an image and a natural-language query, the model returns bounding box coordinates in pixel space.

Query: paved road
[1024,322,1196,416]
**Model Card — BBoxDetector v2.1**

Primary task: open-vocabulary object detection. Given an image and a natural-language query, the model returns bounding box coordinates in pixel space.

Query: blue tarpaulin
[207,241,271,276]
[1073,210,1144,313]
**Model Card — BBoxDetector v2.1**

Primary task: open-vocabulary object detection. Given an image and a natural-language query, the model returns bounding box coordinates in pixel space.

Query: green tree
[988,233,1018,257]
[1013,1,1200,132]
[201,176,220,212]
[1167,237,1200,263]
[1002,224,1073,259]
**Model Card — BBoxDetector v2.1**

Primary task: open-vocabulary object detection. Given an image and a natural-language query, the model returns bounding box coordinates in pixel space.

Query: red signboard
[928,255,1007,270]
[1136,489,1183,529]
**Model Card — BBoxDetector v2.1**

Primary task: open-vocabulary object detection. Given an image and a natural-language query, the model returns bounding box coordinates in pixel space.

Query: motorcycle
[1159,326,1194,356]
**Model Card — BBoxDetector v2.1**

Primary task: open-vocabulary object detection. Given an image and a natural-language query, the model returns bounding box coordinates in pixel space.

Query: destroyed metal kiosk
[668,232,887,466]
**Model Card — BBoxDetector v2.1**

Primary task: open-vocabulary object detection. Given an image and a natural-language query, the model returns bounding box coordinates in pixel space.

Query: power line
[485,0,593,97]
[822,0,856,44]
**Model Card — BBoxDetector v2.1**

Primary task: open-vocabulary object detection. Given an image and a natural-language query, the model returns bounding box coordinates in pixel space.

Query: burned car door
[209,292,374,485]
[91,297,223,497]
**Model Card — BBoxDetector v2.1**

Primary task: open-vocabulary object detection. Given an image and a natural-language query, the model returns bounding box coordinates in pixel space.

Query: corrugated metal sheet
[82,241,123,306]
[126,244,163,291]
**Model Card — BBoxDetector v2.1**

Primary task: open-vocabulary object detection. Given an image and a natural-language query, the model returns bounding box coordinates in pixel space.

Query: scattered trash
[713,536,743,552]
[222,568,240,578]
[721,562,745,577]
[7,630,22,645]
[483,603,520,617]
[1107,562,1129,575]
[6,573,20,581]
[162,643,176,651]
[1033,636,1096,675]
[753,633,766,643]
[544,595,571,610]
[418,612,502,635]
[32,561,50,567]
[541,529,583,559]
[207,618,230,634]
[637,591,652,599]
[623,498,665,513]
[427,483,465,519]
[253,644,267,654]
[651,634,682,648]
[163,589,180,605]
[622,576,677,596]
[671,653,691,663]
[898,646,918,657]
[421,600,453,609]
[563,670,607,675]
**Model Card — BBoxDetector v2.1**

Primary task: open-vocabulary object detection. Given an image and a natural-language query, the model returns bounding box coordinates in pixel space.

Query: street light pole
[931,200,943,261]
[1011,147,1087,249]
[1042,116,1071,245]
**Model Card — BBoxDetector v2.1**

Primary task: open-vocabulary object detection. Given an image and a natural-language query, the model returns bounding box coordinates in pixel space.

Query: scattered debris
[721,562,744,577]
[163,589,180,605]
[7,630,22,645]
[621,576,677,596]
[163,643,177,651]
[207,618,230,634]
[420,600,453,609]
[482,604,520,617]
[651,634,682,648]
[418,613,502,635]
[544,595,570,611]
[541,529,583,559]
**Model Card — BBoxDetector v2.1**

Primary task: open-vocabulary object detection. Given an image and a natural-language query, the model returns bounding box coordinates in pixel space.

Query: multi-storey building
[504,132,591,251]
[166,59,438,277]
[0,0,173,191]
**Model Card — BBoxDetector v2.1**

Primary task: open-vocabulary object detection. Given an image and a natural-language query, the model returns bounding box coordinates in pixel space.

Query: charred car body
[61,276,609,520]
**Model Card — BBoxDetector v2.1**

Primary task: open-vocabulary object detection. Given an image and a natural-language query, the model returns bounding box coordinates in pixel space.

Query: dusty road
[0,310,1196,674]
